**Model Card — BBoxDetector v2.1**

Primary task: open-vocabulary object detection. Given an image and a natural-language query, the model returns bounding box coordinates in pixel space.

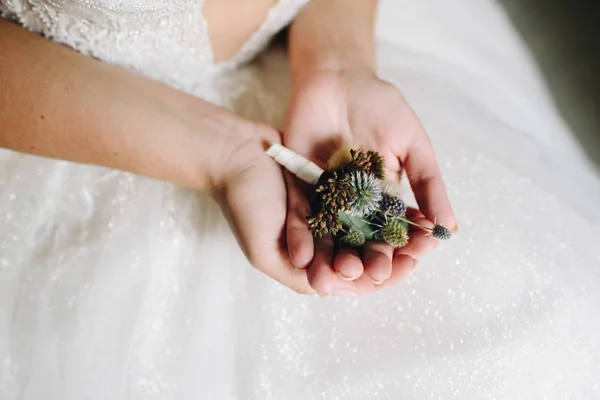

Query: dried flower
[365,150,386,180]
[315,171,356,215]
[347,149,386,180]
[326,145,354,171]
[431,224,452,240]
[346,171,382,217]
[307,209,343,238]
[381,218,409,247]
[307,171,356,237]
[379,192,406,216]
[341,226,366,247]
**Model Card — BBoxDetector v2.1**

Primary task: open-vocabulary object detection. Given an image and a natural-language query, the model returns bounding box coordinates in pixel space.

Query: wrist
[289,44,375,85]
[142,94,260,193]
[288,0,377,83]
[141,87,280,195]
[199,118,281,197]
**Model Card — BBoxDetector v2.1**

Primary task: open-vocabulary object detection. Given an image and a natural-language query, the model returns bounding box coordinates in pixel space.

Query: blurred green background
[500,0,600,169]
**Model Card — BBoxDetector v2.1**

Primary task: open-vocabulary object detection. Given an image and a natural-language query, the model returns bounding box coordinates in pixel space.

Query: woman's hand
[208,123,316,295]
[0,19,315,295]
[284,0,456,297]
[283,64,456,297]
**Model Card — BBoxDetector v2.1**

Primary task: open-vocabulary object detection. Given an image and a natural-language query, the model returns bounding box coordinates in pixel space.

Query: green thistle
[346,171,382,217]
[341,226,366,247]
[381,218,409,247]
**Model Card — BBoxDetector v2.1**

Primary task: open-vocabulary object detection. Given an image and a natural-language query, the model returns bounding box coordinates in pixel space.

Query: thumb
[219,171,316,296]
[284,170,315,269]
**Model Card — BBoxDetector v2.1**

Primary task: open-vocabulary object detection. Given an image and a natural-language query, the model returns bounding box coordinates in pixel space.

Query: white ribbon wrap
[265,143,324,185]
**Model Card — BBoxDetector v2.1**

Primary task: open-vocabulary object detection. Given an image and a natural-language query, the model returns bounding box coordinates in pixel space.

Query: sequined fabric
[1,0,600,399]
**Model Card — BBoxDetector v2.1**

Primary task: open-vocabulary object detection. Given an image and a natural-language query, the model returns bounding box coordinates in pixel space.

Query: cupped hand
[209,121,316,295]
[283,66,456,297]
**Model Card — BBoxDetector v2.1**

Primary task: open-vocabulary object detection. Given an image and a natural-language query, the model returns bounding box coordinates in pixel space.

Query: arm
[0,19,316,295]
[284,0,456,296]
[288,0,377,79]
[0,18,256,191]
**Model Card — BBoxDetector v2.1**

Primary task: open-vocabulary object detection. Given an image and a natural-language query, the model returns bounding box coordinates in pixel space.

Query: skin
[0,0,456,297]
[203,0,279,63]
[285,0,457,297]
[0,18,315,295]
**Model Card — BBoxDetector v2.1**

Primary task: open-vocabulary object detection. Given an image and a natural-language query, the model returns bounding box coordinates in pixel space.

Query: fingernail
[292,252,310,269]
[332,290,358,298]
[337,271,358,281]
[369,277,385,285]
[451,223,459,233]
[413,258,419,270]
[318,292,331,298]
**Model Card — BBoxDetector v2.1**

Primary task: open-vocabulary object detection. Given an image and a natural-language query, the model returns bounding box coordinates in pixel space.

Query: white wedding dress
[1,0,600,399]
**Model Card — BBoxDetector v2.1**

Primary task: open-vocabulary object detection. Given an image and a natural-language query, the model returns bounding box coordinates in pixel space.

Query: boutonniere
[266,143,452,248]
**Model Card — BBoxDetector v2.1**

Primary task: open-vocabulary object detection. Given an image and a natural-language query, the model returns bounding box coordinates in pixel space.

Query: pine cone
[379,193,406,216]
[431,224,452,240]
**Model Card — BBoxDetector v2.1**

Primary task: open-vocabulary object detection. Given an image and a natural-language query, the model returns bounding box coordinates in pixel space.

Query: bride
[1,0,599,398]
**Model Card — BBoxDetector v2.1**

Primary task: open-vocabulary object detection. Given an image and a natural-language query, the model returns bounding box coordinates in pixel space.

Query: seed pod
[431,224,452,240]
[381,218,409,248]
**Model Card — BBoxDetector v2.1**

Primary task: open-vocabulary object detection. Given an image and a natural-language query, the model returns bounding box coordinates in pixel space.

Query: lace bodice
[0,0,309,94]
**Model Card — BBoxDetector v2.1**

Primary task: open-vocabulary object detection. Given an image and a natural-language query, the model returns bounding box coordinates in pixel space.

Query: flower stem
[393,215,433,232]
[265,143,324,184]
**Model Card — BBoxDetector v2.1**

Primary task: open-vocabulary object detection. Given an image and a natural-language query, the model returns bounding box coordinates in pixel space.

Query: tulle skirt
[1,1,600,398]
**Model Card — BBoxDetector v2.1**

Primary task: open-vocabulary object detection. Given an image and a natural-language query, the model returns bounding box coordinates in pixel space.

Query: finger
[221,165,315,296]
[333,247,364,281]
[403,135,457,230]
[284,171,314,269]
[334,254,416,296]
[307,235,337,297]
[222,201,316,296]
[375,254,417,289]
[259,246,317,296]
[362,241,394,285]
[394,208,437,259]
